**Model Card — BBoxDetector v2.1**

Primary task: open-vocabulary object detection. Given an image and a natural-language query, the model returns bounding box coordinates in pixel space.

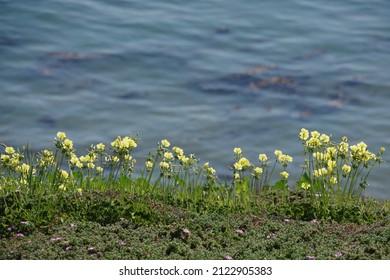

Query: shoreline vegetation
[1,129,389,260]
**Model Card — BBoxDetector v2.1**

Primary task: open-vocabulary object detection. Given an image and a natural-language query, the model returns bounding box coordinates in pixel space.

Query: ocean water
[1,0,390,198]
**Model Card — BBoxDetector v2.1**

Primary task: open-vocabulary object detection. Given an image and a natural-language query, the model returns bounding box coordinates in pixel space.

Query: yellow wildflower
[357,141,368,151]
[320,134,330,143]
[326,147,337,156]
[299,128,309,140]
[330,176,338,184]
[111,136,137,150]
[207,167,216,175]
[313,152,324,160]
[79,156,88,163]
[56,131,67,140]
[60,170,69,180]
[274,150,282,157]
[204,162,216,175]
[124,154,132,161]
[278,154,293,164]
[1,154,10,161]
[17,163,30,174]
[111,137,121,148]
[21,163,29,173]
[145,161,153,169]
[306,137,321,149]
[10,158,20,168]
[342,164,351,174]
[87,162,95,169]
[5,146,15,154]
[254,167,263,175]
[63,139,73,150]
[121,136,137,149]
[172,146,184,156]
[96,143,105,151]
[43,149,53,156]
[39,150,54,167]
[96,166,103,173]
[350,141,372,162]
[301,182,311,190]
[159,161,170,169]
[164,152,174,160]
[238,157,251,167]
[280,171,289,179]
[234,162,243,171]
[363,152,376,162]
[258,154,268,162]
[310,131,320,138]
[180,156,190,164]
[338,141,349,154]
[314,168,327,177]
[233,147,242,155]
[327,160,337,170]
[161,139,170,148]
[70,156,79,165]
[58,184,66,191]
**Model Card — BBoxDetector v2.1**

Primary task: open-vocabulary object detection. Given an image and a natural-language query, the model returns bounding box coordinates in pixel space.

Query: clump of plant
[230,146,293,210]
[296,128,385,220]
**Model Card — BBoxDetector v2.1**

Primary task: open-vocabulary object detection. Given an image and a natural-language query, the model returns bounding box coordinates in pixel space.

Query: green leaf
[296,172,311,187]
[274,179,288,190]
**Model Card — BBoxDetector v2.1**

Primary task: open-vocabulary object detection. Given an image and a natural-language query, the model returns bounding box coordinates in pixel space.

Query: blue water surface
[1,0,390,198]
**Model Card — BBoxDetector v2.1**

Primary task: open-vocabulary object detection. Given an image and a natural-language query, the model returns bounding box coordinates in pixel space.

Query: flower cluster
[232,147,252,181]
[1,132,141,193]
[145,139,198,180]
[111,136,137,154]
[0,145,24,172]
[55,131,75,156]
[0,143,37,188]
[155,139,174,177]
[298,128,384,195]
[203,162,217,182]
[37,150,55,169]
[107,136,138,177]
[232,147,293,189]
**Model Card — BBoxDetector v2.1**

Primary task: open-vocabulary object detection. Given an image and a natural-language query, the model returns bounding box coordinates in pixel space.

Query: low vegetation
[1,129,389,259]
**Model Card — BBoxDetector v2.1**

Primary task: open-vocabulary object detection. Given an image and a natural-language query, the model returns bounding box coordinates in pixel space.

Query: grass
[0,129,389,259]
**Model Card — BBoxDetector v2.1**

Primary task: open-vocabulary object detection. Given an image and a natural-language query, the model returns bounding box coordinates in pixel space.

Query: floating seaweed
[194,63,361,119]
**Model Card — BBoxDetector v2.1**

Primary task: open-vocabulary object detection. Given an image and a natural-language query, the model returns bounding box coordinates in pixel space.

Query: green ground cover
[1,193,389,260]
